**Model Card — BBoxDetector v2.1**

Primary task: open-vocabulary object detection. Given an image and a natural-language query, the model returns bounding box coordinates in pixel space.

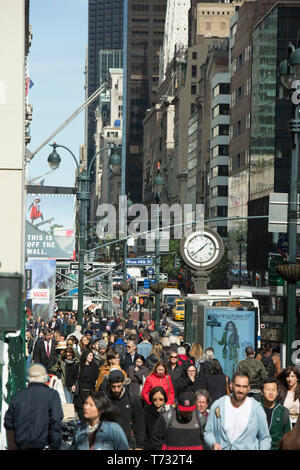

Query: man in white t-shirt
[204,372,271,450]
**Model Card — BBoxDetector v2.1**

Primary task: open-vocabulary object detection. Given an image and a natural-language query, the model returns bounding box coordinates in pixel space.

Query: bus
[184,289,261,379]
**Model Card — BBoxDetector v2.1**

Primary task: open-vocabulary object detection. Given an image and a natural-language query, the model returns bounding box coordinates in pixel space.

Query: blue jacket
[204,395,272,450]
[72,420,129,450]
[137,341,152,360]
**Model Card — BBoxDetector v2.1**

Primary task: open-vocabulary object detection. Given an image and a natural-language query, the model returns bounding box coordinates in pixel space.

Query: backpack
[162,407,205,438]
[261,354,276,378]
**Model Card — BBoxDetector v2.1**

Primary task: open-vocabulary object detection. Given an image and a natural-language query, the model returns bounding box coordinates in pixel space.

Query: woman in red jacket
[141,362,175,405]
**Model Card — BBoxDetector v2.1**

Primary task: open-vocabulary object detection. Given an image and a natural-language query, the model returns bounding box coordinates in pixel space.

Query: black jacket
[32,338,59,373]
[73,362,99,409]
[107,386,145,448]
[201,373,228,403]
[4,383,63,450]
[144,404,161,450]
[122,352,139,373]
[166,362,183,397]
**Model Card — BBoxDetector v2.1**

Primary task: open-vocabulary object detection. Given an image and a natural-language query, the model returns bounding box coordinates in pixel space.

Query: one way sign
[70,262,93,271]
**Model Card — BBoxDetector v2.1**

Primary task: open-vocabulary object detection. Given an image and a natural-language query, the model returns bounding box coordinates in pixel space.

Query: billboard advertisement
[26,193,76,259]
[25,258,56,322]
[204,307,256,380]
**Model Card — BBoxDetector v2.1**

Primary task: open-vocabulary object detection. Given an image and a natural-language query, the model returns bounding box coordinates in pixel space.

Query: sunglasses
[170,356,178,358]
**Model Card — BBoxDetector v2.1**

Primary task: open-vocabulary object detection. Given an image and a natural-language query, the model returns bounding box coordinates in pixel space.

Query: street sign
[125,258,153,266]
[147,267,154,275]
[144,279,150,288]
[70,262,93,271]
[268,192,300,233]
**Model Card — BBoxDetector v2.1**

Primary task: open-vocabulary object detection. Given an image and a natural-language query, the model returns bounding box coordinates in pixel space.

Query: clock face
[180,228,223,269]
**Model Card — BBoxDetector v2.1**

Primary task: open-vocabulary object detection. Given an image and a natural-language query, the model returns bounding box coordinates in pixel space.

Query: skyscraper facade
[87,0,123,168]
[126,0,168,202]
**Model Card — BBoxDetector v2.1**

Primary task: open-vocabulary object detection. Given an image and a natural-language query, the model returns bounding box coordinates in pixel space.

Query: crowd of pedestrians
[3,307,300,451]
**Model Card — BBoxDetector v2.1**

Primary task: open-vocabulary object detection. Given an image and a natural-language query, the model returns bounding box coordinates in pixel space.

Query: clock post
[180,226,224,294]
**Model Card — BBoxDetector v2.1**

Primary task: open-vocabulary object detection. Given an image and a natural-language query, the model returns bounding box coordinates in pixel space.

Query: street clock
[180,227,224,271]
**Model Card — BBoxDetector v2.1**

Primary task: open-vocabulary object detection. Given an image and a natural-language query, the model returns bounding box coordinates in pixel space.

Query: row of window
[212,124,229,139]
[211,164,229,178]
[230,149,249,171]
[231,45,251,75]
[231,79,251,107]
[229,114,250,139]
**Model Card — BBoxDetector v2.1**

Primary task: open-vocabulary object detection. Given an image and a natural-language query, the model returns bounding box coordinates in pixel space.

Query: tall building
[159,0,191,84]
[87,0,123,169]
[125,0,168,202]
[227,0,293,281]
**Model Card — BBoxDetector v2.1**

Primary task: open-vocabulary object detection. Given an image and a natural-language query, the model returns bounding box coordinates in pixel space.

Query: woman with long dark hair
[200,358,230,404]
[127,354,149,398]
[73,350,99,424]
[278,366,300,426]
[72,390,129,450]
[214,321,240,380]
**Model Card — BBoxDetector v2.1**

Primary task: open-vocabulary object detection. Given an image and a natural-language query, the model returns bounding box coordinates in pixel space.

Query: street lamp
[119,195,133,320]
[278,41,300,365]
[237,234,244,287]
[152,168,166,333]
[47,142,120,327]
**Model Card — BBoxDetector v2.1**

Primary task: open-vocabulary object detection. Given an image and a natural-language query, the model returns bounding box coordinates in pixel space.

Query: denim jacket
[72,420,129,450]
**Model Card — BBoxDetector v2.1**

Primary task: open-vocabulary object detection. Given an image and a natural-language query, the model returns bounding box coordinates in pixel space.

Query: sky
[27,0,88,188]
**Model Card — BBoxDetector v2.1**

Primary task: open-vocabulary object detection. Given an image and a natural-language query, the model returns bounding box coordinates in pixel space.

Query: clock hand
[191,242,209,257]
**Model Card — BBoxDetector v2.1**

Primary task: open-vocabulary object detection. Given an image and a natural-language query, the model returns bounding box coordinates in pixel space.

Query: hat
[28,364,48,384]
[85,330,93,336]
[108,369,125,384]
[98,340,107,349]
[178,392,196,412]
[55,341,67,350]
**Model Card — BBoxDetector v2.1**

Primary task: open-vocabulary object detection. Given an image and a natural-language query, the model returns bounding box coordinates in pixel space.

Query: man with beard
[106,369,145,449]
[204,372,271,450]
[149,392,205,450]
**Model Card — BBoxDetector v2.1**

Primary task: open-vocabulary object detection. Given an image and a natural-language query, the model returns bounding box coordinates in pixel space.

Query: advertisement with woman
[204,308,256,380]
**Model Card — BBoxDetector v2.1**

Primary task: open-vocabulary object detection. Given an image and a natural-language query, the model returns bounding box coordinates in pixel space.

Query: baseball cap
[108,369,125,384]
[177,392,196,412]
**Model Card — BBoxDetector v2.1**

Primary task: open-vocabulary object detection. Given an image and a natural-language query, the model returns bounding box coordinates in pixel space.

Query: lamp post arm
[87,145,116,178]
[51,143,80,173]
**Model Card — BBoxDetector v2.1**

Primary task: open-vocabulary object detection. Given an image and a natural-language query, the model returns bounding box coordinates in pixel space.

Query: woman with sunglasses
[166,351,184,398]
[144,386,169,450]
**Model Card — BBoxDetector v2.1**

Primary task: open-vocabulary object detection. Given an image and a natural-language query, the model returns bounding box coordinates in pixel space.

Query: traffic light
[178,268,184,280]
[0,273,23,331]
[174,255,181,269]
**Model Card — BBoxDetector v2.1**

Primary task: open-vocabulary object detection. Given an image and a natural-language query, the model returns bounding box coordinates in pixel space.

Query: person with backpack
[149,391,205,450]
[236,346,268,401]
[106,369,145,449]
[257,344,281,378]
[260,377,291,450]
[112,330,127,363]
[177,346,194,368]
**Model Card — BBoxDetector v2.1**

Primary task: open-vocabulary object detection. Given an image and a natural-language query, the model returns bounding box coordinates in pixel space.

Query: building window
[192,52,197,60]
[192,65,197,78]
[212,82,230,98]
[191,83,197,95]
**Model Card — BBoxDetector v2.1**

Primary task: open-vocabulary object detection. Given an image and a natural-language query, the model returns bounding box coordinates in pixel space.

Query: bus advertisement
[204,307,257,380]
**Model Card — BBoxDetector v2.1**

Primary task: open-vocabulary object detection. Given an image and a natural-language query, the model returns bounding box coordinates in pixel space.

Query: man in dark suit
[122,340,139,373]
[32,328,58,373]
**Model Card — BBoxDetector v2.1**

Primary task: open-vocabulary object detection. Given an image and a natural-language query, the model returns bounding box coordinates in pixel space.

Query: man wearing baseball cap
[150,392,205,450]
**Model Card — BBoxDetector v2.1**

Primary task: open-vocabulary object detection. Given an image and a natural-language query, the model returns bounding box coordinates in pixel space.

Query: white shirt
[224,396,252,444]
